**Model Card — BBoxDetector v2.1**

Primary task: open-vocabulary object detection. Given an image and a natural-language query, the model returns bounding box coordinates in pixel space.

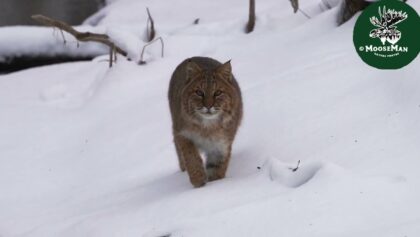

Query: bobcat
[168,57,243,187]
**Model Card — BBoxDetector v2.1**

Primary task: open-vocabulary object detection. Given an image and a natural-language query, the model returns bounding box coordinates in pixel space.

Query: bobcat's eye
[195,90,204,97]
[214,90,222,96]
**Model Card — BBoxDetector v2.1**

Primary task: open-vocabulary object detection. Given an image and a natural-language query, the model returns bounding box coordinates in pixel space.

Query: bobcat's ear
[186,60,202,82]
[216,60,232,81]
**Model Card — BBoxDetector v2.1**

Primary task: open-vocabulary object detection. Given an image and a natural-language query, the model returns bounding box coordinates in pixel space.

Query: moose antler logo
[353,0,418,69]
[369,6,408,45]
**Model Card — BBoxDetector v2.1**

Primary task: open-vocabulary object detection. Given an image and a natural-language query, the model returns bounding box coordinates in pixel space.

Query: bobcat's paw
[207,173,224,182]
[190,173,207,188]
[206,165,225,182]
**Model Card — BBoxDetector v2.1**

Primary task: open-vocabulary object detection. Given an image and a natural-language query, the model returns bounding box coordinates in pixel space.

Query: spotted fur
[168,57,243,187]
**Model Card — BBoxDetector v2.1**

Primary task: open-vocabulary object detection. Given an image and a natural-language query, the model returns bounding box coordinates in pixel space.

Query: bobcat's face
[182,61,235,123]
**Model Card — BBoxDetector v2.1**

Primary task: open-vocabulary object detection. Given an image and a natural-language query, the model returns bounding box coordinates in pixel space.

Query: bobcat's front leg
[174,136,186,172]
[175,135,207,187]
[206,144,231,182]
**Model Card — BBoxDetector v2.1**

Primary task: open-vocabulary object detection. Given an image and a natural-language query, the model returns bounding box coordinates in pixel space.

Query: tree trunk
[337,0,370,25]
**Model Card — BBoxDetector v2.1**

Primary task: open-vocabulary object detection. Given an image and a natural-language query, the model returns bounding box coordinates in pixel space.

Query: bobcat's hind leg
[175,135,207,187]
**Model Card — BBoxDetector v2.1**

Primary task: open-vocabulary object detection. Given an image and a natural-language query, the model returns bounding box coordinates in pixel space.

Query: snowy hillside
[1,0,419,236]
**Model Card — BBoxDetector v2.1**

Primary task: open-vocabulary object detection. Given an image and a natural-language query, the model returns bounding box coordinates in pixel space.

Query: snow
[1,0,420,236]
[0,26,108,63]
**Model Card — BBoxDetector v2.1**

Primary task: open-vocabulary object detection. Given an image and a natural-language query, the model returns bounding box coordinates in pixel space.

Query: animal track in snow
[264,158,332,188]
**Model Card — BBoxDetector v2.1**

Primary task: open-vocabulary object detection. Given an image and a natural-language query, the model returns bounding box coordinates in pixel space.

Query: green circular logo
[353,0,420,69]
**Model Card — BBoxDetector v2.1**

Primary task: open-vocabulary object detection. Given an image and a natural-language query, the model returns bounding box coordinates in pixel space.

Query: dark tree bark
[245,0,255,33]
[337,0,370,25]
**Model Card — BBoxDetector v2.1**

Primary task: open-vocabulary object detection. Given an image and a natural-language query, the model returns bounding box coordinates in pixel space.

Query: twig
[291,160,301,172]
[59,29,67,44]
[109,46,113,67]
[31,14,128,57]
[289,0,311,19]
[138,37,164,65]
[158,234,171,237]
[146,7,156,42]
[321,0,332,10]
[298,8,311,19]
[290,0,299,13]
[114,47,117,63]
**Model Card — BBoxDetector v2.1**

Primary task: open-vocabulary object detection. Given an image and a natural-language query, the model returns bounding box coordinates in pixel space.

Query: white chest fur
[180,130,228,156]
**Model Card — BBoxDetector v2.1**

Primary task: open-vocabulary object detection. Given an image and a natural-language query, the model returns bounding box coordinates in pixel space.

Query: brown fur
[168,57,243,187]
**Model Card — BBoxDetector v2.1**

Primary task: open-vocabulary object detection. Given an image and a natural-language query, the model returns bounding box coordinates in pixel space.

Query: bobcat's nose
[200,106,215,114]
[203,98,214,110]
[208,107,218,114]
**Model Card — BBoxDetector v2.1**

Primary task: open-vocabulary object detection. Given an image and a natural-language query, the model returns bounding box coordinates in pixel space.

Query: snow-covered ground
[1,0,419,236]
[0,25,107,63]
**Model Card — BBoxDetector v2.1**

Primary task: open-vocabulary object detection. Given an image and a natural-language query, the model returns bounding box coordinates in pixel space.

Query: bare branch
[31,14,127,57]
[290,0,299,13]
[298,9,311,19]
[289,0,311,19]
[59,29,67,45]
[109,46,113,68]
[321,0,333,10]
[138,37,164,65]
[245,0,256,33]
[146,7,156,42]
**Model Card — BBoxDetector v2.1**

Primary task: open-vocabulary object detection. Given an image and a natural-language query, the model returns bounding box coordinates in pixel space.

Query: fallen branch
[138,37,165,65]
[31,14,128,58]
